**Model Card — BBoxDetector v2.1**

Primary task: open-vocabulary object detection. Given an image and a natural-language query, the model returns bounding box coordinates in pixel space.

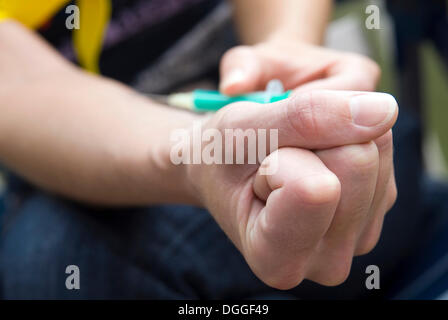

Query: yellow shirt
[0,0,111,73]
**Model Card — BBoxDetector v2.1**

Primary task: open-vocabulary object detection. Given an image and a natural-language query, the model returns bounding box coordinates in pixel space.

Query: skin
[217,0,397,287]
[190,91,397,288]
[0,0,398,290]
[231,0,332,45]
[222,0,380,94]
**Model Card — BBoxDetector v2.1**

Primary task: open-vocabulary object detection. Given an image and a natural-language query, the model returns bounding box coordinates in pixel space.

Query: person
[0,0,409,299]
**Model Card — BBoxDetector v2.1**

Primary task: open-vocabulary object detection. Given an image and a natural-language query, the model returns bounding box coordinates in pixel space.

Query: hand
[219,38,381,95]
[185,90,398,289]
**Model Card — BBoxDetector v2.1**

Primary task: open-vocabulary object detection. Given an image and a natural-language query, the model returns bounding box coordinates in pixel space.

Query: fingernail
[350,93,397,127]
[220,69,245,91]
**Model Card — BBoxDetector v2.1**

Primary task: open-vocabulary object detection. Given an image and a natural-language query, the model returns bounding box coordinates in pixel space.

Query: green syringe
[147,80,291,112]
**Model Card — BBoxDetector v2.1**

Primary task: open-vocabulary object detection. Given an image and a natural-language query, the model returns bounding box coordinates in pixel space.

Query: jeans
[0,110,446,299]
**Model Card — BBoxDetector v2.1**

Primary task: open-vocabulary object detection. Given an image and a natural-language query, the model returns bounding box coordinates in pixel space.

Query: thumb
[219,46,263,96]
[240,90,399,149]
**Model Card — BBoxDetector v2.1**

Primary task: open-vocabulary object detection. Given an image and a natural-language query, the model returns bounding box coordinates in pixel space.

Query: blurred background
[332,0,448,182]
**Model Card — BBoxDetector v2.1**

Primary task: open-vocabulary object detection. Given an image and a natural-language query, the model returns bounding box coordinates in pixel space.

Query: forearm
[231,0,332,45]
[0,21,199,206]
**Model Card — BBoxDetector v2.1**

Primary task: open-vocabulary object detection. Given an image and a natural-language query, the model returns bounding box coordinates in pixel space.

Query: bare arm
[231,0,332,45]
[0,20,399,290]
[0,21,199,206]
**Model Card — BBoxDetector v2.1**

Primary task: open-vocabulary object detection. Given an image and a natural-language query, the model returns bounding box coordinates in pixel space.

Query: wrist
[151,110,206,206]
[264,29,321,47]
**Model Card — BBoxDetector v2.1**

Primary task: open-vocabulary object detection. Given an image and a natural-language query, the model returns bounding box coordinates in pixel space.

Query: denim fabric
[0,192,4,222]
[377,177,448,299]
[0,110,445,299]
[1,199,268,299]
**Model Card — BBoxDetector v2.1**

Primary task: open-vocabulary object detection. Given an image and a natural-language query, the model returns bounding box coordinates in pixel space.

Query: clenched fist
[183,90,398,289]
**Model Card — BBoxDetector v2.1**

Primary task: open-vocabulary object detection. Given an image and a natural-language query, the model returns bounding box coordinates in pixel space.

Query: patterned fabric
[0,0,219,78]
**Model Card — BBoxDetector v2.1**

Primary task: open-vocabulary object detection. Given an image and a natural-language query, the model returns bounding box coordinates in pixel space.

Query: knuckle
[374,130,394,152]
[257,210,279,240]
[331,261,352,286]
[291,173,341,207]
[356,222,383,255]
[221,45,252,67]
[342,142,379,172]
[356,238,379,256]
[285,91,321,142]
[250,251,309,290]
[213,101,251,129]
[315,257,353,286]
[349,55,381,91]
[367,59,382,87]
[356,233,379,255]
[263,270,306,290]
[386,181,398,212]
[213,107,230,128]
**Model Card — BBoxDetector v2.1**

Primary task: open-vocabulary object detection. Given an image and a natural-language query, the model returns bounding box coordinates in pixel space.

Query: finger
[353,194,387,258]
[295,73,376,93]
[355,130,397,255]
[305,142,379,286]
[294,55,381,92]
[246,147,341,289]
[230,90,398,150]
[219,46,263,95]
